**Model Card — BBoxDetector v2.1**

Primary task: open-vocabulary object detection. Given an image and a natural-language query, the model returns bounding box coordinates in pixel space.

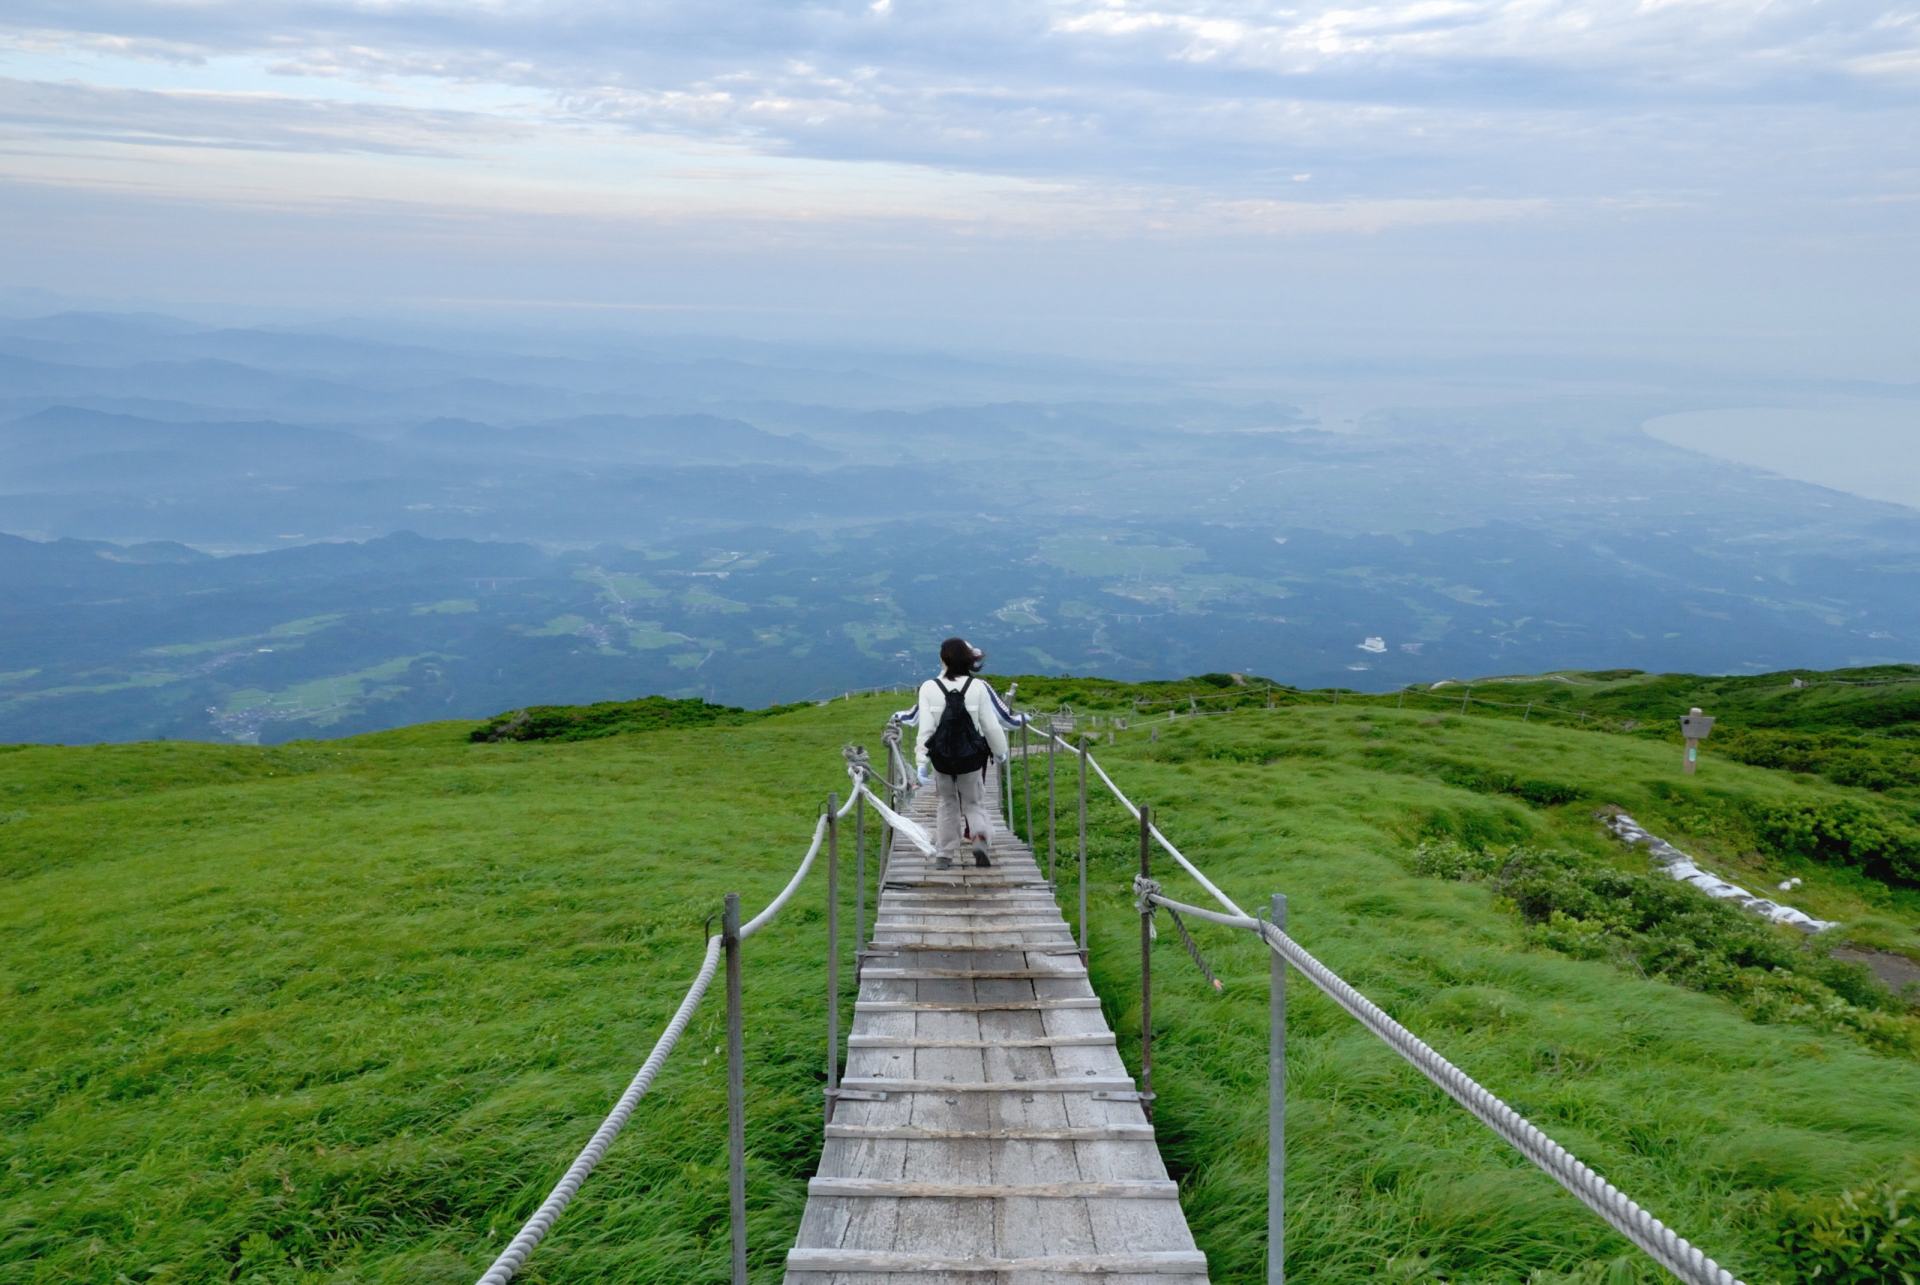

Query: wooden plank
[824,1125,1155,1142]
[784,1250,1207,1273]
[837,1077,1137,1093]
[864,941,1075,952]
[846,1034,1115,1049]
[859,968,1090,981]
[854,999,1101,1012]
[806,1178,1178,1200]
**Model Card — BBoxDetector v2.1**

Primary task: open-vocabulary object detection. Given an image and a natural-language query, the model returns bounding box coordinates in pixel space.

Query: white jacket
[914,675,1011,773]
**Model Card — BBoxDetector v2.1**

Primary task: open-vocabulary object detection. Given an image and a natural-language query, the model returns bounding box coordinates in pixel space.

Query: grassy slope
[2,688,1918,1282]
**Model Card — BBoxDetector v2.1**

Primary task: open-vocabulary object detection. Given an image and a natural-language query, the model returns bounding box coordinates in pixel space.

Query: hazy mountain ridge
[2,308,1916,743]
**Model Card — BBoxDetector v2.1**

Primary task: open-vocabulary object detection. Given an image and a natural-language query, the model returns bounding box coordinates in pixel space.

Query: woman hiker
[913,637,1011,869]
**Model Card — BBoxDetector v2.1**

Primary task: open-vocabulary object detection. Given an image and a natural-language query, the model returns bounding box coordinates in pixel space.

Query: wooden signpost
[1680,706,1715,775]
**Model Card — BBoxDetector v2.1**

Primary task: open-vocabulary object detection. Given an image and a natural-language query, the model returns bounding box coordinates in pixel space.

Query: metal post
[1046,726,1058,885]
[825,794,840,1123]
[1077,737,1089,960]
[1138,804,1154,1120]
[880,777,894,889]
[1523,702,1532,723]
[1022,721,1035,861]
[855,780,867,956]
[1268,893,1287,1285]
[1461,685,1471,713]
[723,892,746,1285]
[1003,754,1014,830]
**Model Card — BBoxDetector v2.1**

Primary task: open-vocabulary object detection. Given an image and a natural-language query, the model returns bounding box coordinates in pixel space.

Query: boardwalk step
[845,1034,1115,1048]
[788,781,1208,1284]
[787,1249,1206,1275]
[867,937,1082,948]
[837,1076,1135,1093]
[879,897,1059,907]
[855,998,1101,1012]
[859,968,1088,981]
[876,911,1061,920]
[876,906,1060,916]
[806,1178,1177,1200]
[824,1124,1154,1141]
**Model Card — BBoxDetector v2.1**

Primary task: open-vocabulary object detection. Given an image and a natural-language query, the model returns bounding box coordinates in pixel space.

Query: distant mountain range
[1,307,1915,743]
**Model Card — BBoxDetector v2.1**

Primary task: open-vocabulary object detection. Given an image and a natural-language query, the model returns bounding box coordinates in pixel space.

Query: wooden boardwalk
[784,773,1209,1284]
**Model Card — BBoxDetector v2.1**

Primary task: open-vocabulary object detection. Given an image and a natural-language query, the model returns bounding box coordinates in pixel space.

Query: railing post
[723,892,746,1285]
[1077,736,1089,962]
[1046,725,1058,885]
[854,778,866,958]
[1269,893,1287,1285]
[1003,753,1014,831]
[1138,804,1153,1120]
[825,794,840,1123]
[1021,720,1034,849]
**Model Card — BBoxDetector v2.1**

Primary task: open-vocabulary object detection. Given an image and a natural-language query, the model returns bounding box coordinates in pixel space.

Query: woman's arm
[974,683,1011,762]
[912,680,938,769]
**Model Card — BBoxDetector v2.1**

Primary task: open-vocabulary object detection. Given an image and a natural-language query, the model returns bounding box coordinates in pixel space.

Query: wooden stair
[783,771,1209,1284]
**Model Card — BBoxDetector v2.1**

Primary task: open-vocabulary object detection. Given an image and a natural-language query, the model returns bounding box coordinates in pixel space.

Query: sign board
[1680,712,1716,740]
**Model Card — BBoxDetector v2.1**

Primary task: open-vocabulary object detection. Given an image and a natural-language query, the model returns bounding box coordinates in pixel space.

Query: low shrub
[1749,798,1920,886]
[1431,758,1583,807]
[1719,729,1920,793]
[1409,840,1920,1057]
[1770,1173,1920,1283]
[469,695,776,742]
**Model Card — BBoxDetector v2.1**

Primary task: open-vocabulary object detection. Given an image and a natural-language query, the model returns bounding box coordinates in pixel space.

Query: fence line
[1021,724,1746,1285]
[473,779,868,1284]
[476,703,1748,1285]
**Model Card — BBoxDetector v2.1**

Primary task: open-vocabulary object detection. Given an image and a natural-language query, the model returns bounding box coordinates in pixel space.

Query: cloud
[0,0,1913,373]
[0,1,1907,211]
[0,76,518,157]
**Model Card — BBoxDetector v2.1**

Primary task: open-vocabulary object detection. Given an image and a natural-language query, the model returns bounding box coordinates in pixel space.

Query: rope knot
[842,743,872,777]
[1132,875,1162,932]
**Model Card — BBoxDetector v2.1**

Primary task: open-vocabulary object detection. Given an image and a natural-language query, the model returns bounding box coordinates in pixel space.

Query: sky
[0,1,1916,374]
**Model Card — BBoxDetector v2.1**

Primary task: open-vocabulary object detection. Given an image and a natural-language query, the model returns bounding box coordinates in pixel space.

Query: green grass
[4,686,1920,1282]
[221,656,430,725]
[145,613,348,657]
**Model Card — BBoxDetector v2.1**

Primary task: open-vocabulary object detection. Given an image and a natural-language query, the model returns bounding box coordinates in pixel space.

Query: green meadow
[3,678,1918,1282]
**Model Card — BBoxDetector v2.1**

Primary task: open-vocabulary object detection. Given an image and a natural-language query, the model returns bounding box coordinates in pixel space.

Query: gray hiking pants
[933,767,991,857]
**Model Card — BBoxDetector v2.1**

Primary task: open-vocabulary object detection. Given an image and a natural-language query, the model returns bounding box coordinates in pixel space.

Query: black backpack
[925,677,991,776]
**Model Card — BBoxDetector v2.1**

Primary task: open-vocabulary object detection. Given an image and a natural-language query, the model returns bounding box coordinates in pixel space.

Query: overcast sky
[0,1,1915,373]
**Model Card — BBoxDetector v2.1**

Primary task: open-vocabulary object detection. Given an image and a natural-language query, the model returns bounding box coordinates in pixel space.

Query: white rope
[477,773,870,1282]
[1253,918,1741,1285]
[1074,741,1744,1284]
[1049,733,1248,920]
[740,815,827,940]
[1139,892,1745,1283]
[857,781,936,855]
[475,936,723,1285]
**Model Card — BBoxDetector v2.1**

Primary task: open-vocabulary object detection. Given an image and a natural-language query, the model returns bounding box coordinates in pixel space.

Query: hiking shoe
[972,840,992,868]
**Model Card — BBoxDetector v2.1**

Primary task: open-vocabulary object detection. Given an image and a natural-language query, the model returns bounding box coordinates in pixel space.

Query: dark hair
[939,637,982,679]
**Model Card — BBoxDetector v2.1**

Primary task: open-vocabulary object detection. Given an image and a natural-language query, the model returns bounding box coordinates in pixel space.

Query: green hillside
[4,671,1919,1282]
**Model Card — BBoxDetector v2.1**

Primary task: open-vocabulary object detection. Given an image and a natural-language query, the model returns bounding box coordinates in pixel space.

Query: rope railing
[476,692,1749,1285]
[1037,726,1748,1285]
[472,764,877,1285]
